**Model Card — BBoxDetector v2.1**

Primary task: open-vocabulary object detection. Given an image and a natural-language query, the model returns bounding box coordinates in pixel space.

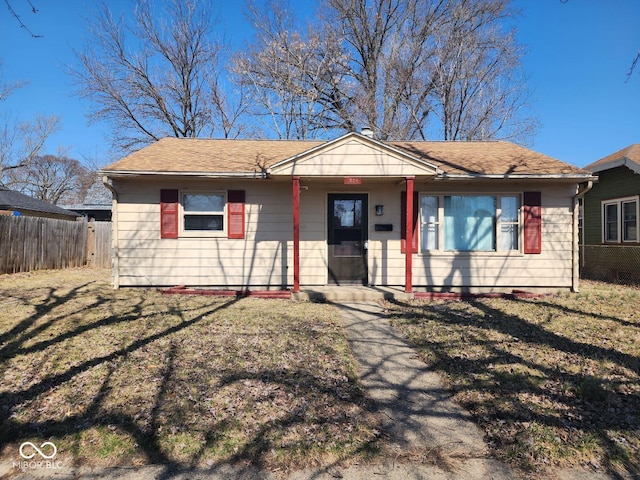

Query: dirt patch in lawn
[0,268,380,472]
[386,281,640,478]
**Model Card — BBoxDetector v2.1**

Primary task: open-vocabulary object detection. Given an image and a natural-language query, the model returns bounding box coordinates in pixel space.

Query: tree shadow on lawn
[0,290,238,464]
[0,285,380,476]
[389,296,640,478]
[0,282,104,354]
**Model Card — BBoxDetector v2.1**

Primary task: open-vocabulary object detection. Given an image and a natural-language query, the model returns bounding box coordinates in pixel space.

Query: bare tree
[5,153,94,205]
[318,0,453,140]
[72,0,244,152]
[209,71,253,139]
[429,0,536,142]
[1,114,61,185]
[234,1,348,139]
[1,60,63,185]
[626,50,639,82]
[0,60,26,102]
[3,0,43,38]
[236,0,535,142]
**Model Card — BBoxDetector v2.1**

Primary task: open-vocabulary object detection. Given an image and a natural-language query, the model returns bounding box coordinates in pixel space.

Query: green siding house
[582,144,640,284]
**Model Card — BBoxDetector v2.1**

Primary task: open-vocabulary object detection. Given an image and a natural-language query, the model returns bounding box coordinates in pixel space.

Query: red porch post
[292,176,301,293]
[405,176,414,293]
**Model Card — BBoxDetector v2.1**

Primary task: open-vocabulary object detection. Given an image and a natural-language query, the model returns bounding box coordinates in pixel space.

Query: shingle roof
[0,187,80,218]
[584,144,640,174]
[103,138,324,174]
[102,136,591,177]
[390,141,587,176]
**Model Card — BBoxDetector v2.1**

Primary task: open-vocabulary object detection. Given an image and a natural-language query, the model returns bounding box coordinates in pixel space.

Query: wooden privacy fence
[0,216,112,274]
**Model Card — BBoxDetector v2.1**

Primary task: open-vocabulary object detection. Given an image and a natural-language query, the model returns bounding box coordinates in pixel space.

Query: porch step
[293,286,412,303]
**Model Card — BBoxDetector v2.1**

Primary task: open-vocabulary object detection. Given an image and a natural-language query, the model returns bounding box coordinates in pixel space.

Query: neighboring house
[0,187,80,221]
[101,132,594,293]
[59,204,112,222]
[60,179,114,221]
[582,144,640,284]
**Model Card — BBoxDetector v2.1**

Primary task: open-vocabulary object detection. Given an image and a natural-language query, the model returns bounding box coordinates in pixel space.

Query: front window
[444,196,496,251]
[183,193,225,232]
[420,194,520,253]
[602,197,638,243]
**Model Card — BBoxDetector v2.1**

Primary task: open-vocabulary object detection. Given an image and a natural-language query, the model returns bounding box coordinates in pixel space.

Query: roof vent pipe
[360,127,373,138]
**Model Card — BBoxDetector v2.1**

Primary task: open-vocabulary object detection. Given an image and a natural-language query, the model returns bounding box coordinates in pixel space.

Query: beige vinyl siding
[112,177,577,291]
[271,138,436,177]
[404,183,576,291]
[115,179,294,287]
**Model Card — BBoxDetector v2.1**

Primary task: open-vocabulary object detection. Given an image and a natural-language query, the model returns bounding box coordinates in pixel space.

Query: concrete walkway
[337,301,515,479]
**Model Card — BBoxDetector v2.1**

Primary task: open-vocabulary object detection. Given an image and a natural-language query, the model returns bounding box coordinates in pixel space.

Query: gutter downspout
[102,176,120,289]
[572,180,593,293]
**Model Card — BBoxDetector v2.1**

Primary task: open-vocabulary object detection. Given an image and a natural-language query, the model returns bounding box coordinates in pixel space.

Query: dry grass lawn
[0,268,380,471]
[387,281,640,478]
[3,268,639,478]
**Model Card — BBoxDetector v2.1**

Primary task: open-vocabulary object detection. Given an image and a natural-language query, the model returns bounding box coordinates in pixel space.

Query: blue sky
[1,0,639,168]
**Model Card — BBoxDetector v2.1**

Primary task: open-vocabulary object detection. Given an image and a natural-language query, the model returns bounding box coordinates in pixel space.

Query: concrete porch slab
[293,286,412,302]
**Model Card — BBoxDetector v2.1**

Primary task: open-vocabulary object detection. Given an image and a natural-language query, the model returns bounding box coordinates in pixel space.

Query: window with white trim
[420,194,520,252]
[182,192,225,233]
[602,196,638,243]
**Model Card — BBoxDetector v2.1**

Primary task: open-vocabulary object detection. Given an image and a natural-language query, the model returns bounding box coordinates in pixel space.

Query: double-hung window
[602,196,638,243]
[501,196,520,250]
[182,192,225,233]
[420,195,439,250]
[420,194,520,252]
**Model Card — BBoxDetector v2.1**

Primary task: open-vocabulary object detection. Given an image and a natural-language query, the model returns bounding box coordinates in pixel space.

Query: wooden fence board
[90,221,112,268]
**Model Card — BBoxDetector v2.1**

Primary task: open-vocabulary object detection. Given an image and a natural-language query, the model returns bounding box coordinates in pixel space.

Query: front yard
[387,281,640,477]
[1,268,639,478]
[0,269,379,471]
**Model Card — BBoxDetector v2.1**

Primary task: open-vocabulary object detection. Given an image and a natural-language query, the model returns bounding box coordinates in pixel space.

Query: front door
[327,193,368,285]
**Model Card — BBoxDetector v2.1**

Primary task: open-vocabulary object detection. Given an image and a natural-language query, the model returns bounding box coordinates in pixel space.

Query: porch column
[292,176,301,293]
[405,176,414,293]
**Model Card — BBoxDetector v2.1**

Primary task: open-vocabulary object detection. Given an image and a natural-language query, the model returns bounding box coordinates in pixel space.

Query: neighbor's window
[420,194,520,252]
[603,196,638,243]
[183,193,225,232]
[578,199,584,242]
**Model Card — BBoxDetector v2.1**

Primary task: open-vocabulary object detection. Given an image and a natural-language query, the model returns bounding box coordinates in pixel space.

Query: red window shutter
[523,191,542,254]
[400,191,419,253]
[160,189,179,239]
[227,190,245,239]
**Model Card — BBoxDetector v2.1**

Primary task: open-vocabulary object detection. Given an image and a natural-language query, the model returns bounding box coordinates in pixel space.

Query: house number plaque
[343,177,362,185]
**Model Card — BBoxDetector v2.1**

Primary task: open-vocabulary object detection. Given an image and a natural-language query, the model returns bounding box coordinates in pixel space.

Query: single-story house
[581,144,640,284]
[0,186,81,221]
[101,131,595,293]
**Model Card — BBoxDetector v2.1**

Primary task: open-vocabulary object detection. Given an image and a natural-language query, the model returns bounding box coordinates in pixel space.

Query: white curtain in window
[444,196,496,251]
[421,196,439,250]
[501,196,519,250]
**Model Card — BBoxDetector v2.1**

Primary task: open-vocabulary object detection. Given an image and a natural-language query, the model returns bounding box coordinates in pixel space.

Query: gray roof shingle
[0,187,80,218]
